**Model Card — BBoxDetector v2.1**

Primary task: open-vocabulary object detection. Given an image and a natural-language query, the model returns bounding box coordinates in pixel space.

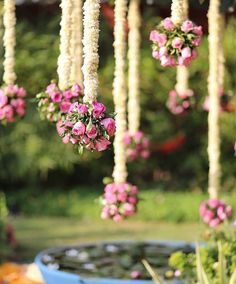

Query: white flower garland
[70,0,83,86]
[112,0,128,184]
[82,0,100,104]
[57,0,73,90]
[3,0,16,85]
[171,0,184,25]
[175,0,189,94]
[127,0,141,135]
[207,0,221,199]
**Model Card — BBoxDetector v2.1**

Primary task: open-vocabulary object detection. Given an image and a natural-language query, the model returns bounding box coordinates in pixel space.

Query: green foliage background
[0,6,235,191]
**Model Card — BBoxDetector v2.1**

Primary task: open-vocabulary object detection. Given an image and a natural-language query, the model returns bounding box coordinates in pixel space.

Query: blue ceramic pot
[35,240,193,284]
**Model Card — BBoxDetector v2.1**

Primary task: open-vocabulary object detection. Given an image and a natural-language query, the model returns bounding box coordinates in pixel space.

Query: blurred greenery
[0,6,235,193]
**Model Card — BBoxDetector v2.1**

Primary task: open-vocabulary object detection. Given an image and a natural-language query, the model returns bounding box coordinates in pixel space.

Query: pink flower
[128,196,138,204]
[71,83,82,95]
[131,271,141,279]
[5,85,18,95]
[16,107,26,117]
[172,37,184,49]
[95,137,111,152]
[60,101,71,113]
[86,125,97,139]
[156,33,167,47]
[62,135,70,144]
[101,118,116,136]
[11,98,26,109]
[17,87,26,97]
[192,37,201,46]
[160,55,172,67]
[63,90,73,100]
[46,83,57,94]
[70,137,78,144]
[181,20,194,33]
[117,193,128,202]
[141,150,150,159]
[193,26,203,36]
[123,203,135,216]
[50,92,62,103]
[2,105,14,121]
[113,214,123,222]
[133,131,144,143]
[56,120,65,136]
[47,103,55,112]
[191,49,198,59]
[150,30,159,42]
[0,91,8,108]
[92,102,106,119]
[72,121,86,136]
[181,47,192,59]
[209,218,221,228]
[234,142,236,152]
[152,50,160,59]
[208,199,221,209]
[162,17,175,31]
[203,210,214,223]
[81,135,90,145]
[159,46,168,57]
[77,104,88,114]
[123,132,131,145]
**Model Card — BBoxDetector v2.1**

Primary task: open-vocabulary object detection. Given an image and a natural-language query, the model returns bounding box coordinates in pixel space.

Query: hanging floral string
[207,0,221,199]
[126,0,150,162]
[150,0,202,67]
[167,0,196,115]
[0,0,27,124]
[69,0,83,86]
[60,0,116,153]
[101,0,139,222]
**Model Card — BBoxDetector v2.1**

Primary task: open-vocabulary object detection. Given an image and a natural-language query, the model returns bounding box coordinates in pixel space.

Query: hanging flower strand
[167,0,196,115]
[150,0,202,67]
[101,0,139,222]
[207,0,221,199]
[36,0,81,124]
[125,0,150,161]
[61,0,116,153]
[0,0,27,124]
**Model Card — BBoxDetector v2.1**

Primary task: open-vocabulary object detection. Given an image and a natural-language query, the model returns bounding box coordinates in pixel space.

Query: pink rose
[5,85,18,95]
[160,55,172,67]
[101,118,116,136]
[141,150,150,159]
[172,37,184,49]
[11,98,26,109]
[128,196,138,204]
[92,101,106,119]
[203,210,214,224]
[81,135,90,145]
[50,92,62,103]
[191,49,198,60]
[193,26,203,36]
[162,17,175,31]
[62,135,70,144]
[123,132,131,145]
[127,149,138,161]
[17,87,26,97]
[209,218,221,228]
[72,121,86,136]
[71,83,82,95]
[70,137,78,144]
[2,105,14,121]
[208,199,221,209]
[159,46,168,57]
[149,30,159,42]
[117,193,128,202]
[133,131,143,143]
[113,214,123,222]
[46,83,57,94]
[95,137,111,152]
[16,107,26,117]
[86,125,97,139]
[77,104,88,114]
[152,50,160,60]
[150,31,167,47]
[56,120,65,136]
[63,90,73,100]
[60,101,71,113]
[0,91,8,108]
[181,20,194,33]
[104,192,117,203]
[123,203,135,216]
[181,47,192,59]
[192,37,201,46]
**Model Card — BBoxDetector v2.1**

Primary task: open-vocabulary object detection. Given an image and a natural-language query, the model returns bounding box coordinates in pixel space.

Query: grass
[7,187,236,223]
[12,216,203,262]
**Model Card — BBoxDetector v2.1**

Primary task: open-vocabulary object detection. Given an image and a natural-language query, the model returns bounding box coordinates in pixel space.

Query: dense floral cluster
[57,101,116,153]
[199,199,233,228]
[150,18,202,67]
[0,85,26,124]
[167,89,195,115]
[36,83,82,122]
[101,183,139,222]
[123,131,150,161]
[203,90,234,113]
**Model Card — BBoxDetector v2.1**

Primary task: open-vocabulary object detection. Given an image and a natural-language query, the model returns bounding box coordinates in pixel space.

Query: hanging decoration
[125,0,150,162]
[166,0,196,115]
[207,0,221,199]
[149,0,202,67]
[0,0,27,124]
[101,0,139,222]
[61,0,116,153]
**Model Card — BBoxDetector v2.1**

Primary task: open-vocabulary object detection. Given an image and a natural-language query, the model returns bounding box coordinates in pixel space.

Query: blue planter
[35,240,193,284]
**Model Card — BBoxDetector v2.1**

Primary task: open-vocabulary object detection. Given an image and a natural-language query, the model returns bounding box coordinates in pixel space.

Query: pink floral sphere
[150,18,202,67]
[0,85,27,124]
[101,182,139,222]
[167,89,195,115]
[123,131,150,162]
[199,199,233,228]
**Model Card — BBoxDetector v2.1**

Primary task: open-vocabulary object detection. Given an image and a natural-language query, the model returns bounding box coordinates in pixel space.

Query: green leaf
[196,243,211,284]
[218,241,228,284]
[229,269,236,284]
[86,118,93,132]
[142,259,164,284]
